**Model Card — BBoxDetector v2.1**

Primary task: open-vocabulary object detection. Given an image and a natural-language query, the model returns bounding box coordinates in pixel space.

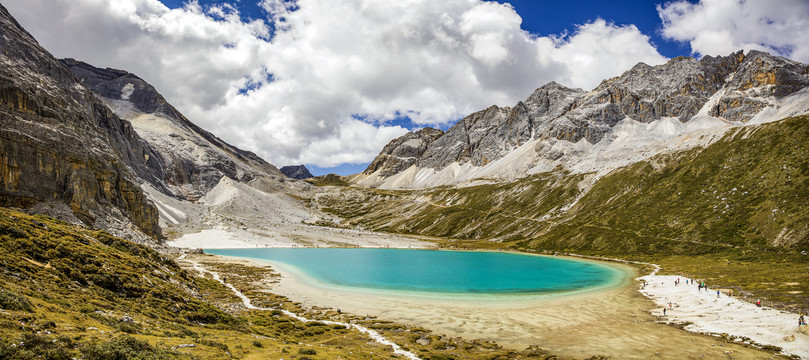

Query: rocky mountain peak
[280,165,314,179]
[357,50,809,189]
[63,59,285,201]
[362,127,444,176]
[61,58,176,116]
[524,81,583,123]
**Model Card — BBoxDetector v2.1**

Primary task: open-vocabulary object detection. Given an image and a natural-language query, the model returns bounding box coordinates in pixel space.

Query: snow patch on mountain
[120,83,134,100]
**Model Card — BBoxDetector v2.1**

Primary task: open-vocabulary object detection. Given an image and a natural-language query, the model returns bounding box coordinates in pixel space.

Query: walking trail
[180,255,421,360]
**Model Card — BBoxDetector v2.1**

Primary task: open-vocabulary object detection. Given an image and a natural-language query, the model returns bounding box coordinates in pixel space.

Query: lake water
[204,248,623,295]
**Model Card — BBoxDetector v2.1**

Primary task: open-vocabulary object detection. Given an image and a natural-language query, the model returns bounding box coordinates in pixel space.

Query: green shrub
[298,348,317,355]
[0,223,28,238]
[116,322,140,334]
[84,335,185,360]
[0,287,33,312]
[197,338,228,351]
[182,303,236,325]
[0,333,74,360]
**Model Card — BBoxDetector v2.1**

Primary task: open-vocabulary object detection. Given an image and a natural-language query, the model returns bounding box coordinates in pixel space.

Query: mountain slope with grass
[530,114,809,254]
[0,207,245,359]
[323,115,809,252]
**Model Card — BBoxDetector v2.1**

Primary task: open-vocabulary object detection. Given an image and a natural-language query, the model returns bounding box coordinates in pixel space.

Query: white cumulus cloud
[5,0,669,169]
[658,0,809,62]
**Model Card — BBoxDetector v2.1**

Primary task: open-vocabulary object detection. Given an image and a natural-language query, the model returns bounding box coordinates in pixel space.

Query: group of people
[662,278,725,316]
[662,277,808,331]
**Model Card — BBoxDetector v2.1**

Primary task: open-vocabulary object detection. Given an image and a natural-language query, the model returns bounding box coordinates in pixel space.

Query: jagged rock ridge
[360,51,809,188]
[280,165,314,179]
[63,59,286,201]
[363,127,444,177]
[0,4,161,239]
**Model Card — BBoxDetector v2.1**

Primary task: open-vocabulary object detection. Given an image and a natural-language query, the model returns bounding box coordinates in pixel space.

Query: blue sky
[8,0,807,176]
[158,0,693,59]
[503,0,693,59]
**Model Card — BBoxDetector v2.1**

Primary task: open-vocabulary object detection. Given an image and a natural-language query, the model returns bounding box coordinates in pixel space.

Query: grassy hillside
[318,172,583,241]
[317,115,809,310]
[0,207,243,359]
[533,115,809,254]
[0,207,558,359]
[305,173,351,187]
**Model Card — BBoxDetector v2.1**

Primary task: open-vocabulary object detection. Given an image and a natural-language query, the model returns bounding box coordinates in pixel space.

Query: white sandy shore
[167,226,433,249]
[639,274,808,359]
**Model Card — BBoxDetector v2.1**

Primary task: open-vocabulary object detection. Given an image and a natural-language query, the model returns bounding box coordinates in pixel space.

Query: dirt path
[182,257,421,360]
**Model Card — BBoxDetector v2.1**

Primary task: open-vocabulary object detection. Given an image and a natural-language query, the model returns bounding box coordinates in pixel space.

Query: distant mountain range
[280,165,314,179]
[356,50,809,189]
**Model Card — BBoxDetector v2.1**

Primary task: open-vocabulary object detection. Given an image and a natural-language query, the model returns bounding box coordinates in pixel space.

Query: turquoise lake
[204,248,623,295]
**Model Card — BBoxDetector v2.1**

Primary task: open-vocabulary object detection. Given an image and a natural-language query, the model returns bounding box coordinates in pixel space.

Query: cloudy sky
[5,0,809,175]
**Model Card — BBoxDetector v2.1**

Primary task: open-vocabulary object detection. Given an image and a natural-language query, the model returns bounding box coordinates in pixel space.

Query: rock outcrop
[62,59,286,201]
[360,51,809,188]
[280,165,314,179]
[363,127,443,176]
[0,4,161,239]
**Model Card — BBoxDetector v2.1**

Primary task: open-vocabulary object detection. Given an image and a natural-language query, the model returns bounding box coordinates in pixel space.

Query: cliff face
[62,59,286,201]
[0,4,161,240]
[361,51,809,188]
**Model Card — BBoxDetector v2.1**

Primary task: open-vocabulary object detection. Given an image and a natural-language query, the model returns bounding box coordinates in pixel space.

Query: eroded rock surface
[0,4,161,240]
